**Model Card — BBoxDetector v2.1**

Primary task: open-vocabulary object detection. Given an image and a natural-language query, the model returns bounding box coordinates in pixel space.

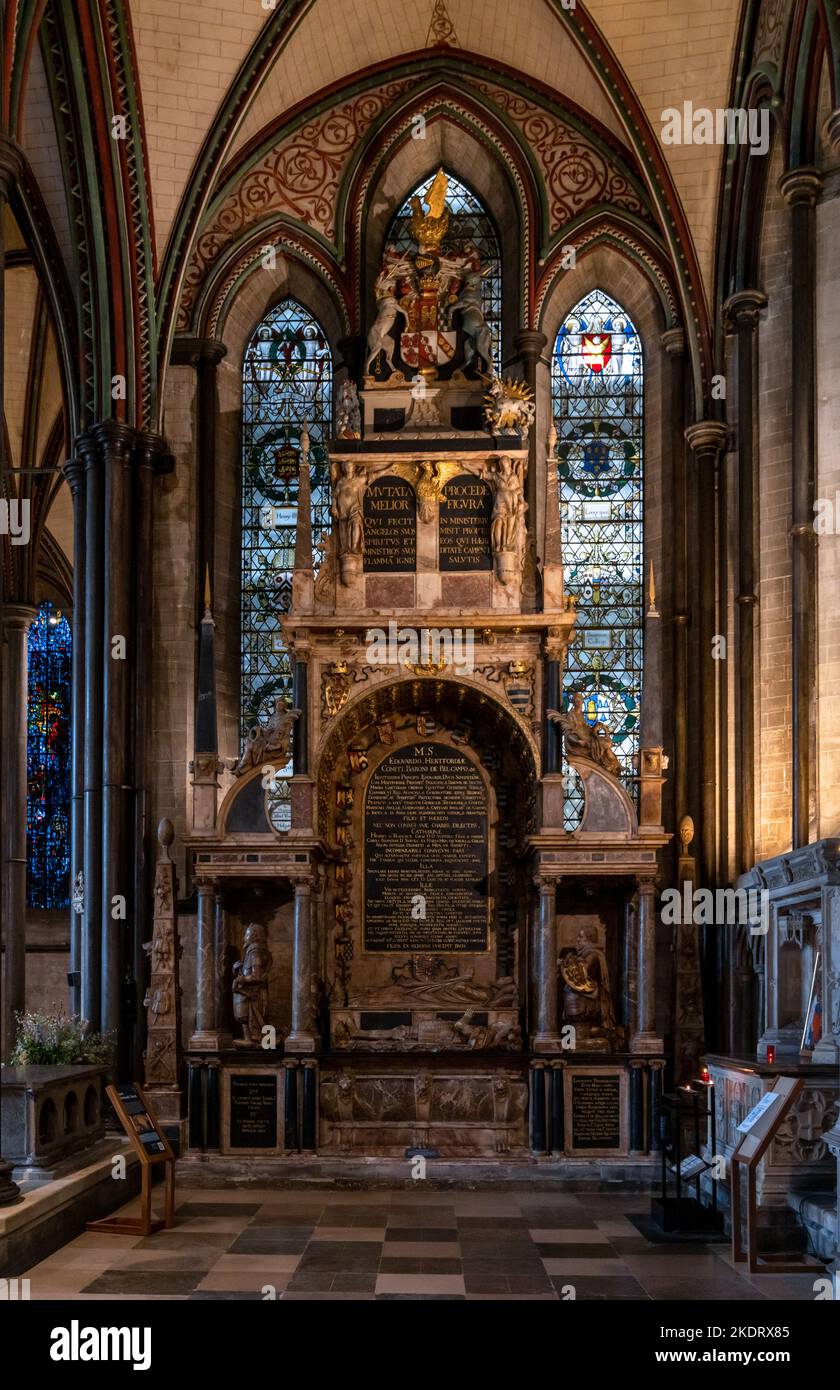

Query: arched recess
[348,96,532,347]
[315,676,540,995]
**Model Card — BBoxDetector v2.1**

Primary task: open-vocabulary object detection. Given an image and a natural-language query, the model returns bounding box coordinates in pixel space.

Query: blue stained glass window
[26,602,72,909]
[551,289,644,829]
[388,171,502,373]
[241,298,333,830]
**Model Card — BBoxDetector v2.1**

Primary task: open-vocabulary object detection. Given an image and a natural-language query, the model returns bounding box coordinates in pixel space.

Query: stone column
[531,875,560,1051]
[684,422,727,886]
[1,603,37,1059]
[287,876,316,1053]
[780,167,822,849]
[724,292,767,874]
[190,878,218,1049]
[632,876,660,1052]
[170,338,227,624]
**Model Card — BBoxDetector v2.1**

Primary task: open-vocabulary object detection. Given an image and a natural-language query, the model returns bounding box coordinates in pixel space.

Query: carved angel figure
[548,692,621,778]
[490,456,528,582]
[331,460,366,560]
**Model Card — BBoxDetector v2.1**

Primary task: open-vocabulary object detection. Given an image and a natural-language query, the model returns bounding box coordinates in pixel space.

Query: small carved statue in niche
[232,922,273,1044]
[235,700,299,775]
[490,455,528,584]
[331,460,366,579]
[548,692,621,778]
[336,380,361,439]
[559,925,623,1050]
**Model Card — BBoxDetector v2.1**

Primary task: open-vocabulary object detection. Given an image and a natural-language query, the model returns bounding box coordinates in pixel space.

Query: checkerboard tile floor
[20,1190,821,1301]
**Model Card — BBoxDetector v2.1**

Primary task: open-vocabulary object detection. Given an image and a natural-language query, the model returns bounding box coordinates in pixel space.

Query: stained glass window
[241,298,332,830]
[551,289,644,829]
[388,171,502,373]
[26,602,72,909]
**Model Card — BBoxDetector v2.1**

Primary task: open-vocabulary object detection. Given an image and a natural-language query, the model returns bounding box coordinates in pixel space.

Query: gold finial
[203,565,212,617]
[409,170,450,252]
[679,815,694,852]
[646,560,659,618]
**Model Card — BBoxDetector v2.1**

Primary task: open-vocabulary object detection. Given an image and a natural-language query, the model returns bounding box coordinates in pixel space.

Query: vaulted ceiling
[2,0,839,595]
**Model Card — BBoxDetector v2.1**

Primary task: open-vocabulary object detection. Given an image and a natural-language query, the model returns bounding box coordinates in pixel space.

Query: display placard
[86,1082,175,1237]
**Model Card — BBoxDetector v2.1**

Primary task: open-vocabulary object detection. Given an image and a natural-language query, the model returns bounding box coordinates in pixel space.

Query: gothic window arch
[26,601,72,909]
[241,298,333,827]
[551,289,644,828]
[387,171,502,372]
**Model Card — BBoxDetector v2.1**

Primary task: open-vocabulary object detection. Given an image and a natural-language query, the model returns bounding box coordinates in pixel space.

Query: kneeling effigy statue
[559,925,623,1050]
[232,922,272,1044]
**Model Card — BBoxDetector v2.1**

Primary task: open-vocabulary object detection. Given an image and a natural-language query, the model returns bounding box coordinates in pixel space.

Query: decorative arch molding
[535,219,679,333]
[198,230,351,344]
[174,56,659,345]
[345,92,535,334]
[314,674,541,841]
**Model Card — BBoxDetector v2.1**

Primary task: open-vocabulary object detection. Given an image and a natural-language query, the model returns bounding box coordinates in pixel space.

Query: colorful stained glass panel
[551,289,644,829]
[26,603,72,909]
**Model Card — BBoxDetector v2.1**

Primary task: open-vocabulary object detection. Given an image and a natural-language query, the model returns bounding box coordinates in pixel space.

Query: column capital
[822,108,840,157]
[636,873,658,894]
[1,602,38,632]
[61,456,86,498]
[723,289,768,331]
[169,336,227,368]
[514,329,548,365]
[659,326,685,356]
[134,430,174,475]
[779,165,822,208]
[0,137,24,200]
[684,420,727,458]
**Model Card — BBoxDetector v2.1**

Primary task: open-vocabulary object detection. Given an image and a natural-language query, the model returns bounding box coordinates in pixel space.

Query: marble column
[632,876,660,1052]
[79,430,104,1029]
[100,422,136,1050]
[684,422,727,886]
[1,603,37,1059]
[531,876,560,1051]
[780,167,822,849]
[190,878,218,1049]
[62,458,86,1014]
[724,292,767,874]
[287,876,316,1053]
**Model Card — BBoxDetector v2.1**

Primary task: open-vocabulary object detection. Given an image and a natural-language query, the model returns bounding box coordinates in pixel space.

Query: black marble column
[543,657,561,774]
[205,1060,221,1151]
[724,292,766,875]
[780,168,822,849]
[301,1060,318,1150]
[632,876,658,1050]
[100,422,136,1055]
[684,422,727,886]
[79,430,104,1029]
[549,1061,565,1155]
[530,1061,547,1154]
[187,1059,205,1150]
[62,458,86,1015]
[1,604,37,1059]
[284,1059,299,1151]
[661,330,687,853]
[292,659,308,775]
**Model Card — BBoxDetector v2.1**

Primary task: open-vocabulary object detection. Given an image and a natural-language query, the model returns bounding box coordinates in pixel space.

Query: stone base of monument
[0,1138,141,1275]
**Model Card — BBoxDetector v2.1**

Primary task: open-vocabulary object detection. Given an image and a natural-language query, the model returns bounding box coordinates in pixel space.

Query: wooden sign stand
[87,1082,176,1238]
[731,1074,824,1274]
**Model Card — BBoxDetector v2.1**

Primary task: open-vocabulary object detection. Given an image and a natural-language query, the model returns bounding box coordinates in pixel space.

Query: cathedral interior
[0,0,839,1322]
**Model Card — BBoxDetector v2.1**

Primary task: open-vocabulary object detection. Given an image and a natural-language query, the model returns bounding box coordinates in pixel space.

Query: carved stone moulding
[318,1064,529,1157]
